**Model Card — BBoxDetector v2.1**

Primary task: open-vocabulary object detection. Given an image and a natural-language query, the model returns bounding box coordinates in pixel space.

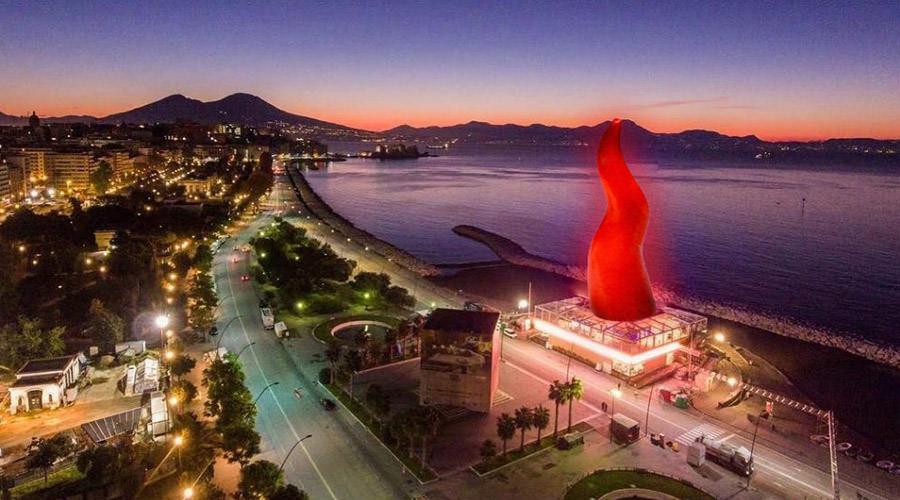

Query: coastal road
[211,188,415,499]
[280,166,892,500]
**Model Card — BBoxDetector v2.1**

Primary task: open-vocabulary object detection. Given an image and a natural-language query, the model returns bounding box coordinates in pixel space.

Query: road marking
[676,423,726,445]
[222,219,338,500]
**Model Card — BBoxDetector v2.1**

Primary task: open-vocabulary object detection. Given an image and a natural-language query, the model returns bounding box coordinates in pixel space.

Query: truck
[610,413,641,444]
[260,307,275,330]
[699,435,754,476]
[274,321,289,338]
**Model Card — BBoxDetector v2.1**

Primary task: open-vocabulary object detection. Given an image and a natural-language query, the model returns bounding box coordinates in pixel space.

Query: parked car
[320,398,336,411]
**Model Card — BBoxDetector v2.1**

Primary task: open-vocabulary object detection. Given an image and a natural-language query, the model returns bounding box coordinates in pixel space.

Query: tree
[86,299,125,351]
[221,421,261,466]
[496,413,516,456]
[76,444,121,484]
[324,342,341,385]
[533,405,550,446]
[479,439,497,462]
[27,434,74,484]
[565,377,584,433]
[514,406,534,452]
[170,353,197,379]
[0,316,65,371]
[238,459,283,499]
[548,380,565,438]
[172,412,219,478]
[384,285,415,309]
[270,484,309,500]
[89,160,114,194]
[170,379,198,406]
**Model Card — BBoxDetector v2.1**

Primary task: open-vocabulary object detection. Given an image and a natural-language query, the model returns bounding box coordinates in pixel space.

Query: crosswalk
[676,422,730,445]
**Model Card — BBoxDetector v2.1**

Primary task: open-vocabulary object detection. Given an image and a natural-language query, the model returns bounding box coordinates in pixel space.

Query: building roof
[17,354,77,375]
[424,308,500,335]
[11,373,64,387]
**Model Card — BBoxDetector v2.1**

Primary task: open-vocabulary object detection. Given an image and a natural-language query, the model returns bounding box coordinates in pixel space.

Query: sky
[1,0,898,140]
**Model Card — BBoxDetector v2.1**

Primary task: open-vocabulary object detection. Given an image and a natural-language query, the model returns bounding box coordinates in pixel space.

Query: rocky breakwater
[453,224,900,370]
[287,168,441,277]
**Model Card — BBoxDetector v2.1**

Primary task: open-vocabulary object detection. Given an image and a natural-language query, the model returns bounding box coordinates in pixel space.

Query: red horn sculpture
[587,119,656,321]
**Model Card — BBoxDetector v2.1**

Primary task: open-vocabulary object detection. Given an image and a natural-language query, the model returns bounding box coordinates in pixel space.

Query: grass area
[565,469,715,500]
[473,421,594,474]
[312,313,401,344]
[10,466,83,499]
[323,383,437,482]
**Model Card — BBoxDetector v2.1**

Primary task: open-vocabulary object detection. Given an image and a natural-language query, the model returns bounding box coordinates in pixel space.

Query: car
[320,398,336,411]
[240,275,250,281]
[208,326,219,336]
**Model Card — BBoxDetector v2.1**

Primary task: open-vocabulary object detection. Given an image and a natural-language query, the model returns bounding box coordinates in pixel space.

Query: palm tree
[548,380,565,438]
[324,342,341,385]
[479,439,497,462]
[532,405,550,447]
[418,407,441,468]
[343,349,363,401]
[496,413,516,456]
[513,406,533,452]
[566,377,584,433]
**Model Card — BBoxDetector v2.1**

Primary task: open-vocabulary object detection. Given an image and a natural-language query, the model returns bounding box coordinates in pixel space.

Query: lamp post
[747,410,766,488]
[236,342,256,360]
[253,382,279,405]
[279,434,313,472]
[155,314,170,350]
[610,384,622,442]
[644,384,655,437]
[216,314,246,357]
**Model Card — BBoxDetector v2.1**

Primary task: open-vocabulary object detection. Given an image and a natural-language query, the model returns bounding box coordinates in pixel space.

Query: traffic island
[565,468,715,500]
[472,421,594,475]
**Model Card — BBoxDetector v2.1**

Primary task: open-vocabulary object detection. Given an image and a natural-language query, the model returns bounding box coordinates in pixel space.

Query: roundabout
[565,469,714,500]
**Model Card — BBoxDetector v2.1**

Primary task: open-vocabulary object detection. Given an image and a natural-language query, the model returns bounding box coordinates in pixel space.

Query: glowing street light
[726,376,738,387]
[517,299,529,310]
[295,302,305,311]
[173,434,184,447]
[182,486,194,499]
[155,315,170,329]
[169,395,179,406]
[713,332,726,343]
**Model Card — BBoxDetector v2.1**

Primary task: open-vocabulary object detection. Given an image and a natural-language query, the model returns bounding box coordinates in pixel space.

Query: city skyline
[2,1,899,141]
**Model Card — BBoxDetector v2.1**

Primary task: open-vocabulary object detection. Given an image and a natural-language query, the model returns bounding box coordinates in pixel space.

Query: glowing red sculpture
[587,119,656,321]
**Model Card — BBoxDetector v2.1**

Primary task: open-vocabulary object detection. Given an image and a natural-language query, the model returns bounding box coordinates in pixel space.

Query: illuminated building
[533,297,706,378]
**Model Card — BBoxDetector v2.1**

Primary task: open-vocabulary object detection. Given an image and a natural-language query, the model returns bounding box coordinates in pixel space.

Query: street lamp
[279,434,313,472]
[610,384,622,442]
[236,342,256,360]
[253,381,279,404]
[155,314,170,349]
[517,299,528,311]
[182,486,194,499]
[726,376,738,387]
[713,332,726,343]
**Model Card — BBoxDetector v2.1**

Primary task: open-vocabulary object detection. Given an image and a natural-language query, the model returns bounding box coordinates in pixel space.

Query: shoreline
[285,165,441,276]
[294,173,900,451]
[453,224,900,371]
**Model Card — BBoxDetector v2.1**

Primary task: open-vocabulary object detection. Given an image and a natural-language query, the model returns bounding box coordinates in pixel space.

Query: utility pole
[827,410,840,500]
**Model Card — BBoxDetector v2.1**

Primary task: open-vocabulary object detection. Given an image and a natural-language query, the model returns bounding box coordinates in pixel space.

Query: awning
[81,407,143,443]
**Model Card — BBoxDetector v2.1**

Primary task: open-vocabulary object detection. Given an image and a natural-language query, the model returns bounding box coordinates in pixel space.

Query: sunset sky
[1,1,898,140]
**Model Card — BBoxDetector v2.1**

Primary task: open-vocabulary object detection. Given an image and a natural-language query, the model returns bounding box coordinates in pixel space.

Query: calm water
[306,143,900,344]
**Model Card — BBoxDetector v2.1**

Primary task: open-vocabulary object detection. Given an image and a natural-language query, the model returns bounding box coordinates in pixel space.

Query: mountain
[382,120,898,164]
[98,93,355,131]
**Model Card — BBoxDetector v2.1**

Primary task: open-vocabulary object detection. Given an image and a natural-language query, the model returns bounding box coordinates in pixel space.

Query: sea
[304,142,900,346]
